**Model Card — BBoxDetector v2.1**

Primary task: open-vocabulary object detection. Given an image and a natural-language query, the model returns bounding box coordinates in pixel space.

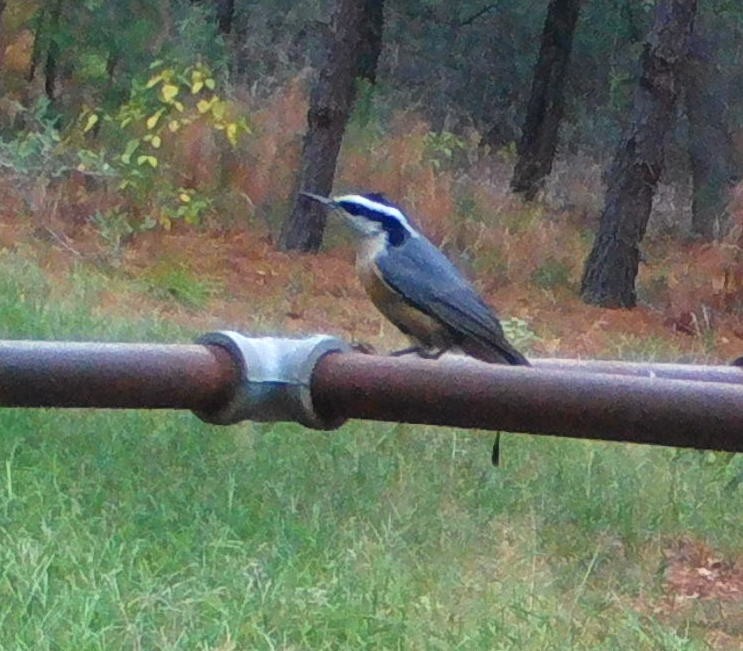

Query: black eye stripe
[337,201,396,226]
[337,200,408,246]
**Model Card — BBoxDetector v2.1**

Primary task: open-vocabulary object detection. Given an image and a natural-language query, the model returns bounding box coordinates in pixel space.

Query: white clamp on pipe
[195,331,351,429]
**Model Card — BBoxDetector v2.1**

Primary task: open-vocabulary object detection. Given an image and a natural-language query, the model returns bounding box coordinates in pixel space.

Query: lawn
[0,246,741,649]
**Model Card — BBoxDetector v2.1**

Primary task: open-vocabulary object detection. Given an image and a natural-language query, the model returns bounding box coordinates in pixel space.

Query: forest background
[0,1,741,648]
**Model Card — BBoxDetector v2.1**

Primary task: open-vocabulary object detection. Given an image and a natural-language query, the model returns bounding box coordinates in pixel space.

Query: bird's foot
[389,345,422,357]
[390,346,447,360]
[351,341,377,355]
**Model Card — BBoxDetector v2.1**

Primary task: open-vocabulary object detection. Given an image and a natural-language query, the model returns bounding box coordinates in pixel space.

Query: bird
[301,191,530,464]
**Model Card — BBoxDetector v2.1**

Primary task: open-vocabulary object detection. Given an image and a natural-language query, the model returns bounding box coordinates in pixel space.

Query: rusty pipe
[533,358,743,384]
[0,340,239,411]
[311,353,743,452]
[0,339,742,452]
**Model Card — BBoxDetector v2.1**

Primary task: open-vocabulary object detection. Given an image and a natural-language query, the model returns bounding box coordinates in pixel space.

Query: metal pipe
[0,341,238,411]
[533,358,743,385]
[311,353,743,452]
[0,339,741,452]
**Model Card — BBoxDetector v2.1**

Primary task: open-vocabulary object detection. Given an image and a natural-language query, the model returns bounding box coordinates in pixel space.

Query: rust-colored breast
[355,241,448,348]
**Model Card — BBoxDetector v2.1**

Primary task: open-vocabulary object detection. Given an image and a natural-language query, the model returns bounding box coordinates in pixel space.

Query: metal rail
[0,341,239,411]
[532,358,743,384]
[0,339,741,452]
[312,354,743,452]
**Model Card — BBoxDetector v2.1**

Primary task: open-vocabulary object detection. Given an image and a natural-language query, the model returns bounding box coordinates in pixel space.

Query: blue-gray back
[377,234,513,350]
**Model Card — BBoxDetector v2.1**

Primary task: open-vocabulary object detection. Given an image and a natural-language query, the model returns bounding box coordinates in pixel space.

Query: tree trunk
[27,5,48,83]
[0,1,7,71]
[278,0,384,252]
[215,0,234,35]
[580,0,697,308]
[683,27,739,240]
[510,0,582,200]
[43,0,64,101]
[356,0,384,84]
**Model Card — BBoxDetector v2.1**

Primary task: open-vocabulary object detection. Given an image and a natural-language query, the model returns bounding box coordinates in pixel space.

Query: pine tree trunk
[278,0,384,252]
[215,0,234,35]
[510,0,581,200]
[580,0,697,308]
[43,0,64,101]
[683,27,739,240]
[27,5,48,83]
[356,0,384,84]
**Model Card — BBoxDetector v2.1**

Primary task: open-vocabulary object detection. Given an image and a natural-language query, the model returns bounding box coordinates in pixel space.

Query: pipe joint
[195,331,350,429]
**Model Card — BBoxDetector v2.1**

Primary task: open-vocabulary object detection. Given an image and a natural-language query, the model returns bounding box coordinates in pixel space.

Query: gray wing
[376,235,528,365]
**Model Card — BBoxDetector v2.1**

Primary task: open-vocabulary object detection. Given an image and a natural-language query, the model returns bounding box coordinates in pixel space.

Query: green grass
[0,251,740,649]
[141,260,222,311]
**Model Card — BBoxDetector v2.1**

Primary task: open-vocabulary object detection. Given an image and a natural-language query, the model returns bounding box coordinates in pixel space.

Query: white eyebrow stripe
[333,194,418,236]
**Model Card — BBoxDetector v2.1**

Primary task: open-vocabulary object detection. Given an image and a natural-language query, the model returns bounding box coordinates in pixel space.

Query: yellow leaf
[179,192,191,203]
[137,155,158,168]
[168,120,180,132]
[211,99,225,120]
[197,98,212,114]
[226,123,238,146]
[161,83,179,103]
[145,72,163,88]
[173,101,184,112]
[151,135,162,149]
[146,109,164,130]
[205,78,216,90]
[160,215,172,231]
[191,80,204,94]
[83,113,99,133]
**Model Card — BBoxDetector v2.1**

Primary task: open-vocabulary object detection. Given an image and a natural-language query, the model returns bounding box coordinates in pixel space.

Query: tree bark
[0,1,7,72]
[581,0,697,308]
[215,0,234,35]
[356,0,384,84]
[278,0,384,252]
[510,0,582,200]
[683,27,739,240]
[43,0,64,101]
[27,5,48,83]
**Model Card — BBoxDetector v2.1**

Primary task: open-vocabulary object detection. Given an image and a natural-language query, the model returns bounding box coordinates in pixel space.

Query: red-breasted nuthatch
[301,192,529,367]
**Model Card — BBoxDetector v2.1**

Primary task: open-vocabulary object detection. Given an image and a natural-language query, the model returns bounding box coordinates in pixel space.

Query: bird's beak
[300,191,336,208]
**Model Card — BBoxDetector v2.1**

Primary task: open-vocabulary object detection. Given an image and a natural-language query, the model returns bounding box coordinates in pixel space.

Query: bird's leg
[351,341,377,355]
[390,345,448,360]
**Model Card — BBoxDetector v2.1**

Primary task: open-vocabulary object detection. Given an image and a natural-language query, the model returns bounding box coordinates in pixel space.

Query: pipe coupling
[195,331,350,429]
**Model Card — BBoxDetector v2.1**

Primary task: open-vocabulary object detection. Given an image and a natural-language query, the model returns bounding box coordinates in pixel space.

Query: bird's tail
[459,336,529,468]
